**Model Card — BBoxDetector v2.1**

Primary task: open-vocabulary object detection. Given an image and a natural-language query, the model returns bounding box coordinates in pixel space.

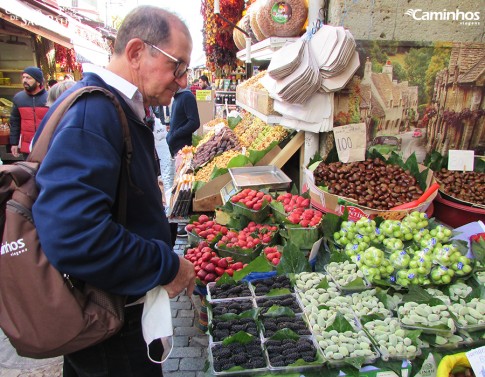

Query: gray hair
[47,80,76,107]
[113,5,191,55]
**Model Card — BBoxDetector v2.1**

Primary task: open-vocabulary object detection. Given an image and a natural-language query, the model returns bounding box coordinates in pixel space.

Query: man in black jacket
[166,88,200,157]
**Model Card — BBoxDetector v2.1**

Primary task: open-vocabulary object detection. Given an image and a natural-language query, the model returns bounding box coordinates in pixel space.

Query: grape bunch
[333,212,473,287]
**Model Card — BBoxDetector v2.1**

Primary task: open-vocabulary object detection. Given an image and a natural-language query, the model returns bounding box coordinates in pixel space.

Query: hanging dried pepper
[201,0,245,71]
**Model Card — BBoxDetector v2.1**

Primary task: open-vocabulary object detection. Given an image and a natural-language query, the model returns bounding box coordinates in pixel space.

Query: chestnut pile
[313,158,424,210]
[435,168,485,205]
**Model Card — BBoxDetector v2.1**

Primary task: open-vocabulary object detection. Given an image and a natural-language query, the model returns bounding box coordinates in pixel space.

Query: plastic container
[260,313,312,338]
[397,305,455,336]
[283,224,322,249]
[248,275,294,297]
[209,298,256,318]
[433,193,485,228]
[255,294,303,314]
[324,264,372,294]
[215,243,263,264]
[209,339,268,375]
[186,229,204,247]
[206,281,252,302]
[263,336,325,373]
[232,201,271,223]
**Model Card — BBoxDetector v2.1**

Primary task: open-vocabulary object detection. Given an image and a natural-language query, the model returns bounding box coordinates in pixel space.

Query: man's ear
[125,38,145,67]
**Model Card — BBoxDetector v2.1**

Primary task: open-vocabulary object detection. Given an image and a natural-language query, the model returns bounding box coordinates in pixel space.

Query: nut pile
[435,168,485,205]
[192,128,240,169]
[313,158,424,210]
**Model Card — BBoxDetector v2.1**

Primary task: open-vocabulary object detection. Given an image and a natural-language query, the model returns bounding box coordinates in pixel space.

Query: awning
[0,0,72,48]
[0,0,111,66]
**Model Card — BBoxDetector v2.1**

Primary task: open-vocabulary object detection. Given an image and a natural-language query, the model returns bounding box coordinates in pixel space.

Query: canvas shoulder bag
[0,86,132,359]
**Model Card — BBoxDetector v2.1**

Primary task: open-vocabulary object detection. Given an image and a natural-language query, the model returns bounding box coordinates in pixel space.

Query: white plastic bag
[153,117,168,145]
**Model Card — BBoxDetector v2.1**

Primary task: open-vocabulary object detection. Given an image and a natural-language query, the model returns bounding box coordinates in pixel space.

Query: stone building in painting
[334,58,419,142]
[426,42,485,155]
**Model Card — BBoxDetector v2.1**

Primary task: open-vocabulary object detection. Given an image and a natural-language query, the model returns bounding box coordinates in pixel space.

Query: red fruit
[267,252,276,260]
[201,252,212,261]
[300,220,310,228]
[186,224,195,232]
[210,256,220,264]
[253,202,262,211]
[271,258,280,265]
[301,199,310,207]
[197,269,207,279]
[199,214,210,222]
[225,268,234,276]
[217,258,228,268]
[231,262,243,270]
[204,263,215,272]
[204,273,216,283]
[215,267,225,276]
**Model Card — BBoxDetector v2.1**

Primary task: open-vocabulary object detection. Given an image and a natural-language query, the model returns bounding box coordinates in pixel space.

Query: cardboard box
[192,173,231,212]
[236,86,278,115]
[302,165,437,221]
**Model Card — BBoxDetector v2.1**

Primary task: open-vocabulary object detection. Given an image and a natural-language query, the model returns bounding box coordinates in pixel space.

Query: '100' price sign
[332,123,367,163]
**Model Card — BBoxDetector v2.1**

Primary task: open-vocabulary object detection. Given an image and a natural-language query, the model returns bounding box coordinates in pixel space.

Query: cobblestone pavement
[0,139,208,376]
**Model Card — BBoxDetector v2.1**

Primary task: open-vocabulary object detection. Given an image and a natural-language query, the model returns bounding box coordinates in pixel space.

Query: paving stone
[172,317,194,327]
[172,336,189,347]
[179,357,206,371]
[161,358,179,372]
[169,347,202,358]
[174,326,204,337]
[178,309,196,318]
[171,300,193,310]
[189,336,209,347]
[164,372,196,377]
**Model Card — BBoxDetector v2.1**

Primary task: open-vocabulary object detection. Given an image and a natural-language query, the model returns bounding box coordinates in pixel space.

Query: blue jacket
[166,88,200,156]
[32,73,179,296]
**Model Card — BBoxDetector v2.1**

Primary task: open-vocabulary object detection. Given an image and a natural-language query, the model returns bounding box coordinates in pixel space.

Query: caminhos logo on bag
[1,238,27,257]
[404,8,480,26]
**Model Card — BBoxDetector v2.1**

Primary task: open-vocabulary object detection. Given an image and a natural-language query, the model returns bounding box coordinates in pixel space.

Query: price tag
[466,346,485,377]
[448,150,474,171]
[332,123,366,163]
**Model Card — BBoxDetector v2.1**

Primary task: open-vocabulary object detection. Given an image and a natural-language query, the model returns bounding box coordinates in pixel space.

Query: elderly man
[9,66,49,157]
[32,6,195,377]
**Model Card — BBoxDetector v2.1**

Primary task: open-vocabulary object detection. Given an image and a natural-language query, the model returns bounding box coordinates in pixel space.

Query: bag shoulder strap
[27,86,132,224]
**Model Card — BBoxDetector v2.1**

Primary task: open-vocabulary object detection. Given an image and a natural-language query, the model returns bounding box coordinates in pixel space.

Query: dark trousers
[63,304,163,377]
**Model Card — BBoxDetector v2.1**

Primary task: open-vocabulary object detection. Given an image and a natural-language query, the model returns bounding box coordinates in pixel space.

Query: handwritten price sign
[448,150,474,171]
[332,123,366,163]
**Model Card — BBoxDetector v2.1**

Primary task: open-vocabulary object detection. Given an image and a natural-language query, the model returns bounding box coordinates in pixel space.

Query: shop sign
[338,204,367,221]
[404,8,480,26]
[196,90,212,101]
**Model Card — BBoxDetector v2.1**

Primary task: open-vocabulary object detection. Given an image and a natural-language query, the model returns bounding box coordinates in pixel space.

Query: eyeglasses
[143,40,189,79]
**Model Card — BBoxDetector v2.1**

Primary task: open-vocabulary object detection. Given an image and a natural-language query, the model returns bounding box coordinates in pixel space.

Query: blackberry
[219,361,235,371]
[251,356,266,368]
[282,347,296,356]
[269,354,285,363]
[303,354,317,362]
[232,353,247,365]
[271,360,286,367]
[212,329,230,341]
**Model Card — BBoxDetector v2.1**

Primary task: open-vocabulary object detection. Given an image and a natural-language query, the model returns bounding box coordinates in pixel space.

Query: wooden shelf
[0,69,23,73]
[236,100,282,124]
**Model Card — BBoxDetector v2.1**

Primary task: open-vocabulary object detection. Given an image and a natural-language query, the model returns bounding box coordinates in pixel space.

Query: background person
[165,86,200,158]
[46,80,76,107]
[32,6,195,376]
[198,74,211,89]
[9,66,49,158]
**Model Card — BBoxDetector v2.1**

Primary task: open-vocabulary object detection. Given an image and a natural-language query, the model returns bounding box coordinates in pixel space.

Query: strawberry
[225,268,234,276]
[231,262,243,270]
[204,263,216,273]
[197,269,207,280]
[217,258,228,269]
[215,267,225,276]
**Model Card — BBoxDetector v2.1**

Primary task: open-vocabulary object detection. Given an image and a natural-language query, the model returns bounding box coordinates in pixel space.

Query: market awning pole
[214,0,253,78]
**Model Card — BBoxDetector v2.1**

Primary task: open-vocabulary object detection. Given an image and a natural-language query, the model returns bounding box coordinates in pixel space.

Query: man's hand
[11,145,20,157]
[166,125,170,132]
[162,255,195,298]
